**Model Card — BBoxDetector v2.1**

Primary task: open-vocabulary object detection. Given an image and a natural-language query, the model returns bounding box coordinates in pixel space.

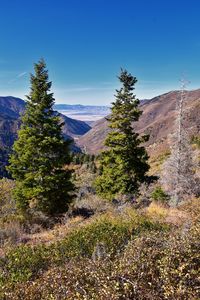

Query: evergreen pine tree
[94,69,150,200]
[7,59,74,215]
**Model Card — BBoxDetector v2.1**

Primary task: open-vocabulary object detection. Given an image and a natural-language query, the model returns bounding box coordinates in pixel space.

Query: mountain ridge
[0,96,91,149]
[77,89,200,156]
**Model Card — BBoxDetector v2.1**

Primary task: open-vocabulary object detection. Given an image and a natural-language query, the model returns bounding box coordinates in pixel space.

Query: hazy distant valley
[54,104,110,124]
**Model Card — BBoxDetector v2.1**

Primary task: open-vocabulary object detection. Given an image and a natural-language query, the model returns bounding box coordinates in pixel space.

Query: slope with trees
[78,89,200,156]
[0,96,91,178]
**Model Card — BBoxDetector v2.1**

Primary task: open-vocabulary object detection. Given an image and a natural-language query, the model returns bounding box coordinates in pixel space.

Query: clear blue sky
[0,0,200,105]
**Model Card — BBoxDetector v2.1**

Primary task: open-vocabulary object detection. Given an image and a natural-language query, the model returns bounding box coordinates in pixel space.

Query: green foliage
[94,69,150,200]
[159,225,200,299]
[71,152,97,173]
[56,210,163,259]
[0,210,166,289]
[192,135,200,149]
[1,221,199,299]
[2,244,48,283]
[7,60,74,215]
[151,186,169,204]
[56,217,130,259]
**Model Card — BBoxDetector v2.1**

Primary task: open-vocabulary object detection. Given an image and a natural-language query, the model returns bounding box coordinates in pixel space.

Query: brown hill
[0,96,25,118]
[0,96,92,176]
[77,89,200,156]
[0,96,91,149]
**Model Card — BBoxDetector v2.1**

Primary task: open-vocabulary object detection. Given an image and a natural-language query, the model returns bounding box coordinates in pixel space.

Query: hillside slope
[0,96,91,149]
[78,89,200,155]
[0,97,91,176]
[60,114,91,138]
[0,96,25,118]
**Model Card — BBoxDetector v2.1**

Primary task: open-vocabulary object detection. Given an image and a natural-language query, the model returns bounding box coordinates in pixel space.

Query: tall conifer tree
[95,69,149,200]
[8,60,74,215]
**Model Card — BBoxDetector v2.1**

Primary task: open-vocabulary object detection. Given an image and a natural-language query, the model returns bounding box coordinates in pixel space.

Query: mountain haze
[55,104,110,124]
[54,104,110,113]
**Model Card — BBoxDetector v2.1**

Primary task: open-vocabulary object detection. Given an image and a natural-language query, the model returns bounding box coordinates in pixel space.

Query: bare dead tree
[162,79,199,206]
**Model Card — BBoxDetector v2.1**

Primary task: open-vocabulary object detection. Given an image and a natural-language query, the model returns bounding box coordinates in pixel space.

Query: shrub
[146,202,168,222]
[2,244,48,283]
[2,223,199,299]
[0,209,167,288]
[0,179,16,218]
[151,186,169,204]
[159,224,200,299]
[191,135,200,149]
[0,221,24,248]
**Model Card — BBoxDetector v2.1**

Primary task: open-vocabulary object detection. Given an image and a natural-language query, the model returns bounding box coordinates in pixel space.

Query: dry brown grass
[20,215,86,247]
[146,201,189,227]
[148,150,170,175]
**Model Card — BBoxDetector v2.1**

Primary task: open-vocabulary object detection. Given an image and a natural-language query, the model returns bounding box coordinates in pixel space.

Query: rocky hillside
[77,89,200,156]
[0,96,91,149]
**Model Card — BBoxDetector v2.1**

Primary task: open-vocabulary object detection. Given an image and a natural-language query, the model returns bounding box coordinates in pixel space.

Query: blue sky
[0,0,200,105]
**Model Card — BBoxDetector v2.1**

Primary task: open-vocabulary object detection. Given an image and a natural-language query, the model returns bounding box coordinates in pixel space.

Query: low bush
[2,203,198,299]
[146,202,168,222]
[2,222,199,300]
[191,135,200,149]
[151,186,169,204]
[0,209,167,289]
[0,179,16,219]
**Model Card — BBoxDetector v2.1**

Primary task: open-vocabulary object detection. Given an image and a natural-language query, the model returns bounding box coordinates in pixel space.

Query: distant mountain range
[0,97,91,148]
[0,97,91,176]
[77,90,200,157]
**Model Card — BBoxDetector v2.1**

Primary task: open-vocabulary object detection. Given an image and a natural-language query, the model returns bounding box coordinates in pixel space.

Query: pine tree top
[118,68,137,91]
[27,59,54,109]
[108,69,142,131]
